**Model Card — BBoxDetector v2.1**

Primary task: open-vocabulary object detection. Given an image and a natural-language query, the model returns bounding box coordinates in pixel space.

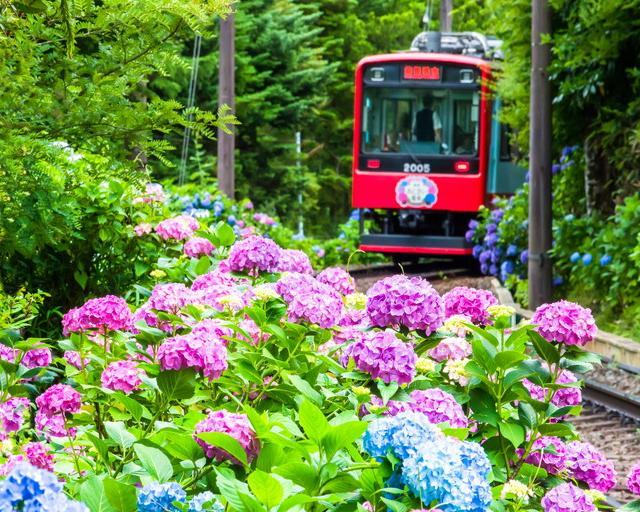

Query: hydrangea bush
[1,185,639,512]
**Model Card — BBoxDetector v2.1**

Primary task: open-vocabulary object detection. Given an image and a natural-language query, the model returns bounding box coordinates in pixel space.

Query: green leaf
[86,433,112,466]
[517,402,537,429]
[114,393,146,422]
[528,331,560,364]
[194,256,211,275]
[133,444,173,483]
[471,337,497,373]
[274,462,317,491]
[197,432,249,467]
[157,369,196,401]
[618,499,640,511]
[299,399,329,442]
[502,365,535,389]
[80,476,115,512]
[216,223,236,247]
[321,421,367,459]
[498,422,525,447]
[377,380,399,404]
[247,470,284,509]
[74,270,88,289]
[381,498,410,512]
[495,350,526,369]
[287,374,322,405]
[538,423,575,437]
[216,469,263,512]
[104,421,136,449]
[469,388,500,426]
[103,478,137,512]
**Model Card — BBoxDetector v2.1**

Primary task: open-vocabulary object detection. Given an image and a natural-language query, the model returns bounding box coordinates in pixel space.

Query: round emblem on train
[395,176,439,208]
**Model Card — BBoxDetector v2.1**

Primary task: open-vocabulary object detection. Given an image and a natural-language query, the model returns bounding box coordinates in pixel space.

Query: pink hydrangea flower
[541,483,595,512]
[228,235,282,274]
[101,360,144,394]
[194,410,259,463]
[532,300,597,346]
[21,348,52,369]
[64,351,90,369]
[338,307,369,328]
[155,215,200,241]
[133,183,166,204]
[0,343,17,362]
[134,223,153,236]
[191,319,233,345]
[405,389,468,428]
[523,436,568,474]
[566,441,616,492]
[277,249,313,274]
[237,318,270,345]
[428,336,471,362]
[366,275,444,334]
[442,287,498,325]
[627,462,640,495]
[253,212,276,226]
[149,283,194,314]
[340,330,417,385]
[184,237,215,258]
[35,410,74,439]
[35,384,82,416]
[523,370,581,409]
[191,269,239,290]
[62,295,134,334]
[0,397,30,437]
[316,267,356,295]
[287,286,344,328]
[275,272,320,302]
[157,333,227,381]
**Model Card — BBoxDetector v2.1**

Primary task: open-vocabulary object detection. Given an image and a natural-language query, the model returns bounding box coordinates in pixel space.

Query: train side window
[499,123,512,161]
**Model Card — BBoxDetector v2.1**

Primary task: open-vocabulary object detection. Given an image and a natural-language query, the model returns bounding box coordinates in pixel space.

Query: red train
[352,32,526,258]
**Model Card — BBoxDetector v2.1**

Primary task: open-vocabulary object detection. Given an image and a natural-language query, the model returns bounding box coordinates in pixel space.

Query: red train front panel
[352,52,492,255]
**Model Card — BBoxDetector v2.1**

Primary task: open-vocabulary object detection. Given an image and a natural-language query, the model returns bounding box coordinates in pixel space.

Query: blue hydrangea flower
[564,214,575,222]
[137,482,187,512]
[552,163,561,174]
[483,233,498,247]
[570,252,581,264]
[519,250,529,264]
[362,411,441,461]
[189,492,224,512]
[553,276,564,286]
[227,215,236,226]
[500,260,514,281]
[212,200,225,217]
[480,263,489,275]
[22,491,90,512]
[490,209,504,222]
[472,245,483,258]
[506,245,518,257]
[490,248,502,264]
[600,255,611,266]
[489,264,499,276]
[582,253,593,265]
[486,223,497,234]
[479,250,491,265]
[465,230,475,242]
[350,210,360,221]
[468,220,479,230]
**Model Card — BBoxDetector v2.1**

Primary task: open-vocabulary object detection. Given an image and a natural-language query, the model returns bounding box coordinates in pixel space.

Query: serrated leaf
[103,477,137,512]
[247,470,284,509]
[80,476,115,512]
[133,443,173,482]
[298,399,329,442]
[528,331,560,364]
[157,369,196,401]
[104,421,136,449]
[499,421,525,447]
[197,432,248,467]
[321,421,367,459]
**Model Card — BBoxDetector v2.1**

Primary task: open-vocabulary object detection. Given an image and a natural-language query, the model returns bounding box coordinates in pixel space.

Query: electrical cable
[178,33,202,186]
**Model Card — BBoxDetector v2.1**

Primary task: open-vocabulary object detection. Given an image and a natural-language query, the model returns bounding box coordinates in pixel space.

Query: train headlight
[454,161,471,173]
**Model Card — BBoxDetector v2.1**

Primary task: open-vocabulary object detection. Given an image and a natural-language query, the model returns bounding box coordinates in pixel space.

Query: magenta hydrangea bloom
[523,370,581,408]
[228,235,282,274]
[566,441,616,492]
[287,287,344,328]
[0,397,30,436]
[194,410,259,463]
[366,275,444,333]
[316,267,356,295]
[35,384,81,416]
[193,284,244,312]
[22,442,54,472]
[155,215,199,241]
[183,237,215,258]
[101,360,144,394]
[237,318,270,345]
[627,462,640,495]
[35,410,73,439]
[63,351,89,369]
[442,287,498,325]
[541,483,595,512]
[191,319,233,345]
[21,348,52,369]
[523,436,568,474]
[157,333,227,381]
[428,336,471,362]
[62,295,134,334]
[338,307,369,328]
[192,269,239,290]
[340,330,417,385]
[277,249,313,274]
[532,300,597,346]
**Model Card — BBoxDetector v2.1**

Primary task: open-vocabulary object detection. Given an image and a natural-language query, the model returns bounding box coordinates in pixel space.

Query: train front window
[362,87,479,156]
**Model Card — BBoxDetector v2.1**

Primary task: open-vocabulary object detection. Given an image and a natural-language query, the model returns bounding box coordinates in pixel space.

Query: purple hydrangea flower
[566,441,616,492]
[443,287,498,325]
[405,388,469,428]
[340,330,417,385]
[276,249,313,274]
[157,332,227,381]
[532,300,597,346]
[61,295,133,334]
[35,384,81,416]
[366,275,444,333]
[428,336,471,362]
[101,360,144,394]
[287,286,344,328]
[523,436,567,474]
[228,235,282,274]
[0,397,30,437]
[183,237,215,258]
[316,267,356,295]
[627,462,640,495]
[541,483,595,512]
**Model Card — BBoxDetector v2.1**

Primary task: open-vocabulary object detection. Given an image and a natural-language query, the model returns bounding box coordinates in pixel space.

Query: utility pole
[295,131,304,238]
[528,0,553,307]
[439,0,453,32]
[217,14,235,198]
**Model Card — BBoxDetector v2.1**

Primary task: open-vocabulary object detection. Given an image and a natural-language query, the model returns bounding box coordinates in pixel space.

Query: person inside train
[414,95,442,143]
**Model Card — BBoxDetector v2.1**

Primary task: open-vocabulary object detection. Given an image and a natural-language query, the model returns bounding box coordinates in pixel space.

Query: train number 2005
[403,163,431,173]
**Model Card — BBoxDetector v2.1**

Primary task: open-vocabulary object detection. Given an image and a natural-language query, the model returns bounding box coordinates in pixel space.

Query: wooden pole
[439,0,453,32]
[528,0,553,307]
[217,14,235,198]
